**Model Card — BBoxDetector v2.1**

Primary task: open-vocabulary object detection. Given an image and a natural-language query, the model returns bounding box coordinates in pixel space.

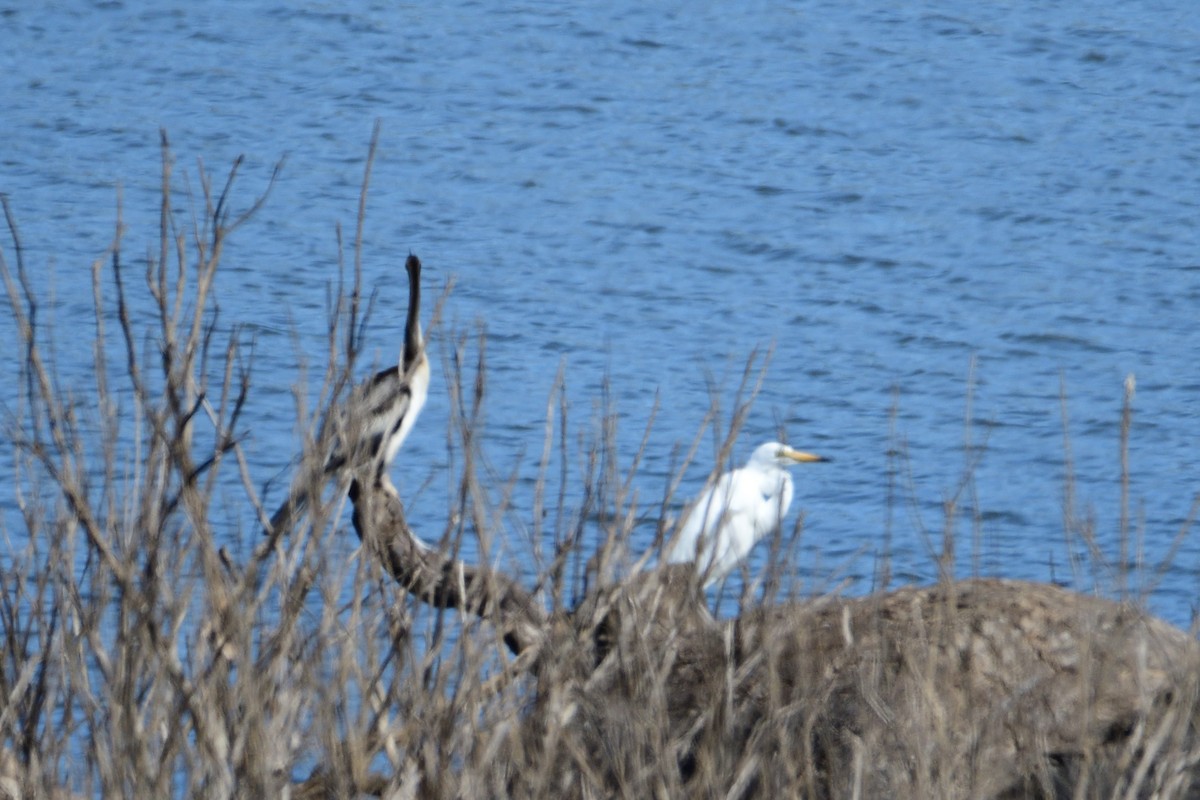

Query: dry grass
[2,133,1199,799]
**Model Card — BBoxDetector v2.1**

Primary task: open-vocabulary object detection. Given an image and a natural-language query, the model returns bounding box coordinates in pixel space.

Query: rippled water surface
[3,2,1199,623]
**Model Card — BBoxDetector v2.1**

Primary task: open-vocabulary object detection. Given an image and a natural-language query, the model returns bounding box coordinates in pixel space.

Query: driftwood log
[351,473,1200,799]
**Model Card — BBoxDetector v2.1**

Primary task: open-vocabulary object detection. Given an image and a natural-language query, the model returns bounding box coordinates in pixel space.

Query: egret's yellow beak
[782,446,829,463]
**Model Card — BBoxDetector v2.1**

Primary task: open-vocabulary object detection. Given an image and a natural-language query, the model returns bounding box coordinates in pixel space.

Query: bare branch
[350,476,546,657]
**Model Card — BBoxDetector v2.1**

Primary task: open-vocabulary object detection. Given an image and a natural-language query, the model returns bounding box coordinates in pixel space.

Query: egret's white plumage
[267,253,429,535]
[665,441,827,586]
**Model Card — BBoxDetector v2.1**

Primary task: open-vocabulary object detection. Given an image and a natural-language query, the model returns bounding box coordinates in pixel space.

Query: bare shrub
[3,131,1199,800]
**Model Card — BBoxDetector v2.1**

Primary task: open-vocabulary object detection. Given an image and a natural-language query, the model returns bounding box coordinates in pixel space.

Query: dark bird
[267,254,430,535]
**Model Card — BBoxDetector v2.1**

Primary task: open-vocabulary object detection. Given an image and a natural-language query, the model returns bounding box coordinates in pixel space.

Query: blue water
[3,2,1200,626]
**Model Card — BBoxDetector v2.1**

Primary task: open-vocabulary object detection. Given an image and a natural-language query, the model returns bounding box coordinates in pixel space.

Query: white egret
[665,441,828,586]
[267,253,431,534]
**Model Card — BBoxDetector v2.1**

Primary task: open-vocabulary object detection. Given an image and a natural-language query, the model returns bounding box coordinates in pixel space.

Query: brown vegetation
[354,456,1200,798]
[2,134,1198,798]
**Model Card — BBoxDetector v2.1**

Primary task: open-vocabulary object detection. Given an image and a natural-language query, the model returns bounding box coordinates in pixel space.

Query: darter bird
[267,253,430,535]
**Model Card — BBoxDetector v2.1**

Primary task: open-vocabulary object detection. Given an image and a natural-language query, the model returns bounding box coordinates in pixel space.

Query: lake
[3,1,1199,626]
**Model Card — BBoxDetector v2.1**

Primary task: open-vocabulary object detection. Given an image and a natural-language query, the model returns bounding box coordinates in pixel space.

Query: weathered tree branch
[349,475,548,657]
